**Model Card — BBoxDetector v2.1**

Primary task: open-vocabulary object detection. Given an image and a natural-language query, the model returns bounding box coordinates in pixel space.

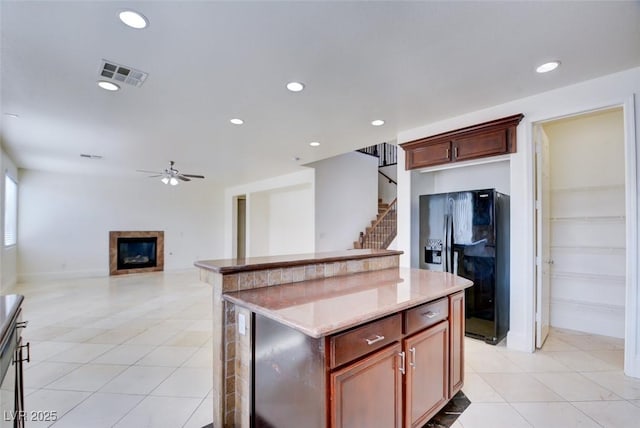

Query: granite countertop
[195,249,402,274]
[223,267,472,338]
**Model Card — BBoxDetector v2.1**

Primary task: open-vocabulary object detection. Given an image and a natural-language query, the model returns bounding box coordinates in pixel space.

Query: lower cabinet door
[330,343,403,428]
[449,291,465,397]
[404,321,449,428]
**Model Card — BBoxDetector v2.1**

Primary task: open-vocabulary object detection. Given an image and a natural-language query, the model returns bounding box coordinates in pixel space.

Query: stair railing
[378,170,397,185]
[357,143,397,167]
[359,198,397,249]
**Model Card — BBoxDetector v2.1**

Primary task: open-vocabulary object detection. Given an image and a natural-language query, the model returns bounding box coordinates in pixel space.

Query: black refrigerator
[419,189,510,344]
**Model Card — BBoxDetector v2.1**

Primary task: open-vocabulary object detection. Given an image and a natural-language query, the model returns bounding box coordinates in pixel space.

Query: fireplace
[109,231,164,275]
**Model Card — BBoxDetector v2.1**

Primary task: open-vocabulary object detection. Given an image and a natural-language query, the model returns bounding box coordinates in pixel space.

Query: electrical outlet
[238,313,246,336]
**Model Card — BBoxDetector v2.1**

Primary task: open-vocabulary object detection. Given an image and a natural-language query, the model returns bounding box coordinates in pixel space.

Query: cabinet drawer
[330,314,402,368]
[404,298,448,335]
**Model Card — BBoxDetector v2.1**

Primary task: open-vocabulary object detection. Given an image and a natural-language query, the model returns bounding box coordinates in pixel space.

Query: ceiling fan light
[169,177,179,186]
[161,176,169,184]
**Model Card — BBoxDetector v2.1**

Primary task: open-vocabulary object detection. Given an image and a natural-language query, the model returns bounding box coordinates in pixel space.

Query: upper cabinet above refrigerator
[400,114,524,170]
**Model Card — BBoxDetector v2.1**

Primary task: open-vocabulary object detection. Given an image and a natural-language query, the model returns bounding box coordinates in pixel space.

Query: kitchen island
[195,250,471,427]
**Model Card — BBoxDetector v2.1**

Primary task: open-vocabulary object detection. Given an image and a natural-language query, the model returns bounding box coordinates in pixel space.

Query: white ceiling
[1,1,639,186]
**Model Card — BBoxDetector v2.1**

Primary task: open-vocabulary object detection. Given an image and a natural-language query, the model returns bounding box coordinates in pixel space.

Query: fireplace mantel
[109,231,164,275]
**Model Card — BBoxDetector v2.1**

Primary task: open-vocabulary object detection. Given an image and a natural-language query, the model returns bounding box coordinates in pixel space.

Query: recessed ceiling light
[97,80,120,91]
[309,141,320,147]
[371,119,385,127]
[536,61,561,73]
[4,113,19,118]
[230,118,244,125]
[119,10,148,29]
[286,82,305,92]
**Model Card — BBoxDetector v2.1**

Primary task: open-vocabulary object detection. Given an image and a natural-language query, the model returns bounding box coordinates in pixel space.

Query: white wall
[224,169,315,258]
[247,183,314,257]
[311,152,378,252]
[396,67,640,378]
[544,108,625,338]
[267,184,314,255]
[378,164,397,204]
[1,149,18,291]
[18,170,224,281]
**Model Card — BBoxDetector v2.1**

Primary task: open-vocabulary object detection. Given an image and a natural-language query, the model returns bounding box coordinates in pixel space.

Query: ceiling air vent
[99,60,148,88]
[80,153,103,159]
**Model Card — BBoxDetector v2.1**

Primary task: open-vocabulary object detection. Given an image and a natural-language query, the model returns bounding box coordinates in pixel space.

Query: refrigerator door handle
[442,215,448,272]
[449,215,455,273]
[449,216,454,273]
[445,214,453,273]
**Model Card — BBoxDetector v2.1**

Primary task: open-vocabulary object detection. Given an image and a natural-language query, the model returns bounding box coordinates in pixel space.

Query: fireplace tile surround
[109,231,164,275]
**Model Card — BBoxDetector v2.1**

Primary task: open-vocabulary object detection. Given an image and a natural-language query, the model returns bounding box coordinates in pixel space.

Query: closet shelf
[550,215,625,223]
[550,245,625,254]
[550,297,625,313]
[551,270,625,284]
[550,184,625,193]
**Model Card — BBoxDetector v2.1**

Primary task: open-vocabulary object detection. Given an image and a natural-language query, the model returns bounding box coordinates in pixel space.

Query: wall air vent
[99,60,148,88]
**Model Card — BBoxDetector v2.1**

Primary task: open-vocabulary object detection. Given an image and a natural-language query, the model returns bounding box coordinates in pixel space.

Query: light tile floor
[15,270,213,428]
[454,325,640,428]
[13,270,640,427]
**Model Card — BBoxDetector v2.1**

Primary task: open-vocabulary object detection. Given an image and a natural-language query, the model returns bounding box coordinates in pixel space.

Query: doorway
[534,107,626,348]
[236,196,246,259]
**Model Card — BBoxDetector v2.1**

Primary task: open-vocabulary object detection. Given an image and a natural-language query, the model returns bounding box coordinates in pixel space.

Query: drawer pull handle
[422,311,439,319]
[398,351,406,375]
[365,335,385,345]
[409,347,416,370]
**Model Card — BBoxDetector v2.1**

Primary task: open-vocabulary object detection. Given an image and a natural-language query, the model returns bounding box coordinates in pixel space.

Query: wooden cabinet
[404,321,449,428]
[400,113,524,170]
[253,292,467,428]
[452,129,508,162]
[329,297,462,428]
[405,140,452,168]
[330,343,403,428]
[449,291,465,397]
[329,314,402,369]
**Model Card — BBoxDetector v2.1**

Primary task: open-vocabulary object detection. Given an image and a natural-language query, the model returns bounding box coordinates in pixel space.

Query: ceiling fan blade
[177,175,191,182]
[147,174,163,178]
[136,169,163,174]
[181,174,205,179]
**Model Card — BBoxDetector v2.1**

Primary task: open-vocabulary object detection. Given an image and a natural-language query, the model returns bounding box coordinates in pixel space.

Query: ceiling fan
[137,161,205,185]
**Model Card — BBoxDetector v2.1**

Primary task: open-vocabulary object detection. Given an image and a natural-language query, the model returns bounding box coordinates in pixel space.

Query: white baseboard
[17,269,109,283]
[506,330,534,353]
[625,352,640,379]
[17,267,199,284]
[550,299,625,339]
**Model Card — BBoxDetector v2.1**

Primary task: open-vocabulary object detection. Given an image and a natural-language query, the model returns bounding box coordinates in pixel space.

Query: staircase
[354,198,397,249]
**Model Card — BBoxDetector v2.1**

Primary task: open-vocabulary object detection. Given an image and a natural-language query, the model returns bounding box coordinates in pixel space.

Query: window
[4,175,17,247]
